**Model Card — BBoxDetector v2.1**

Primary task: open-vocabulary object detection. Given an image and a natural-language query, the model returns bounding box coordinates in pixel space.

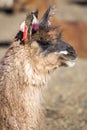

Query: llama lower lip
[65,59,77,67]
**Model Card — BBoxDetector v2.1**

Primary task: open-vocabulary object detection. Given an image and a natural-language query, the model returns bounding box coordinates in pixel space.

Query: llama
[0,7,77,130]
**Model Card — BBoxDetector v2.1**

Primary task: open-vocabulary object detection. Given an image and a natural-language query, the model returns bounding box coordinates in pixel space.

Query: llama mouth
[61,54,77,67]
[65,59,77,67]
[60,59,77,67]
[56,51,77,67]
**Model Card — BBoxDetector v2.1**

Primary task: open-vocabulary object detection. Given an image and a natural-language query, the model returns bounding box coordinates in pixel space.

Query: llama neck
[1,57,45,130]
[0,41,49,130]
[17,62,46,130]
[24,60,47,88]
[21,74,45,130]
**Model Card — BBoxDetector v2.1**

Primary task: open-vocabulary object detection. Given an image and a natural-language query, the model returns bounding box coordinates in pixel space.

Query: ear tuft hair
[39,6,56,29]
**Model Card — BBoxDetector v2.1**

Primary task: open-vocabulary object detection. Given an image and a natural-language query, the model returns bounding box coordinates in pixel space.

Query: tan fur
[0,19,77,129]
[0,40,61,130]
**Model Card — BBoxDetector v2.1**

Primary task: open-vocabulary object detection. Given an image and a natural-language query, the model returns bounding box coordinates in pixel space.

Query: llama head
[21,7,77,73]
[29,26,77,73]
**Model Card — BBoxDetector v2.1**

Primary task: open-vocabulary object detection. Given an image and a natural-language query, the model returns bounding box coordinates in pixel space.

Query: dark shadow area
[0,8,14,15]
[0,41,11,47]
[0,7,25,15]
[69,0,87,6]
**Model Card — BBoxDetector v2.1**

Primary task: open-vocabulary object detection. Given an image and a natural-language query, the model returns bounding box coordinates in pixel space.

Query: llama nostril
[67,47,77,58]
[68,46,76,53]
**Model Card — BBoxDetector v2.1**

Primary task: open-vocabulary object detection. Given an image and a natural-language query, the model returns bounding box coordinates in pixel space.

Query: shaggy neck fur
[0,41,51,130]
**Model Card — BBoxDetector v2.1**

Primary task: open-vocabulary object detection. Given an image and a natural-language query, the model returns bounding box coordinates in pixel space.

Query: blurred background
[0,0,87,129]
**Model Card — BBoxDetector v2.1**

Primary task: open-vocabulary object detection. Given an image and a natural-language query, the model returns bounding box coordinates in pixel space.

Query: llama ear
[32,9,39,18]
[39,6,56,28]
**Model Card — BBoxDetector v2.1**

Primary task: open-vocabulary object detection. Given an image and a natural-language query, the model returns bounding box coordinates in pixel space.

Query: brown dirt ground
[0,0,87,130]
[45,58,87,130]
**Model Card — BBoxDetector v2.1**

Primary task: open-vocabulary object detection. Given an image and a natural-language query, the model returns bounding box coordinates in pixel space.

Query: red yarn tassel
[22,25,28,41]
